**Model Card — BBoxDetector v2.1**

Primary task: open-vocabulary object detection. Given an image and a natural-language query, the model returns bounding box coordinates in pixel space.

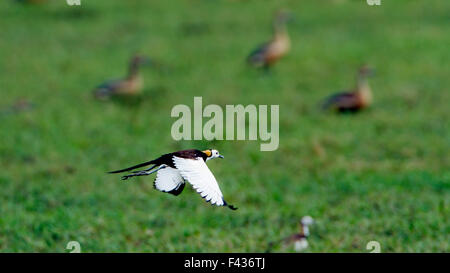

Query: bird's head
[300,216,314,237]
[274,10,294,25]
[301,215,314,226]
[130,55,152,67]
[203,149,224,161]
[358,65,375,77]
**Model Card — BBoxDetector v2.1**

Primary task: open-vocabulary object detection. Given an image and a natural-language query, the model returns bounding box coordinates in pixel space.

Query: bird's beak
[287,13,296,22]
[218,155,224,159]
[281,12,295,23]
[141,57,152,66]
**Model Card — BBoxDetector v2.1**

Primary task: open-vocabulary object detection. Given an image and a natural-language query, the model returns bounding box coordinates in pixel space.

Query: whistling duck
[247,11,292,70]
[267,216,314,252]
[93,55,150,100]
[322,66,375,113]
[1,99,34,116]
[109,149,237,210]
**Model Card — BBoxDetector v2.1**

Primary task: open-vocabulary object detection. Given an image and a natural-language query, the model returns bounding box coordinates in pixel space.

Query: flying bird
[321,65,375,113]
[247,10,292,70]
[109,149,237,210]
[267,216,314,252]
[93,55,150,100]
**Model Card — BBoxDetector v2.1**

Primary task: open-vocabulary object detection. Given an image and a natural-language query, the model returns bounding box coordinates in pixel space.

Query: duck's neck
[357,75,372,104]
[127,63,140,80]
[273,21,289,40]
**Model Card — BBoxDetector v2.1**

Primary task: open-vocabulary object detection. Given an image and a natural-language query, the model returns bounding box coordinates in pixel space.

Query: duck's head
[130,55,152,67]
[274,10,294,24]
[358,65,375,78]
[272,10,294,35]
[203,149,224,161]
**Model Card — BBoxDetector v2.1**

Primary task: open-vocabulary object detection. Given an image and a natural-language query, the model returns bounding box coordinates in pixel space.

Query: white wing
[173,156,226,206]
[154,166,185,195]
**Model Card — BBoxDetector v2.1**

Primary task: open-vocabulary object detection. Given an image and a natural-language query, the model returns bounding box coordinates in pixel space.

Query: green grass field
[0,0,449,252]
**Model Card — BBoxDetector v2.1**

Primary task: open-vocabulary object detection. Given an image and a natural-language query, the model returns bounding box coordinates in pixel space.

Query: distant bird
[321,66,375,113]
[0,99,35,116]
[267,216,314,252]
[93,55,150,100]
[109,149,237,210]
[247,11,292,70]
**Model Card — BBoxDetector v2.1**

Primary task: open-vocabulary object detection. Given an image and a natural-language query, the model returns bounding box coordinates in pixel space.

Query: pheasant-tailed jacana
[247,11,292,70]
[321,66,375,113]
[93,55,150,100]
[109,149,237,210]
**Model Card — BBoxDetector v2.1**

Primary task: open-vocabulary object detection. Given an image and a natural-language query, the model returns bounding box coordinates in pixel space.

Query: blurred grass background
[0,0,449,252]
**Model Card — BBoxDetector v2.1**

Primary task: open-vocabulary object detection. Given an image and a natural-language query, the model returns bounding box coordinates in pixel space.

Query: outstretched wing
[173,157,237,210]
[154,167,185,196]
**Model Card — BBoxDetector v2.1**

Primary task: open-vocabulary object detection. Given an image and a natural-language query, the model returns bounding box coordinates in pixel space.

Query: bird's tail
[108,159,157,174]
[93,88,113,100]
[320,94,339,111]
[247,53,264,68]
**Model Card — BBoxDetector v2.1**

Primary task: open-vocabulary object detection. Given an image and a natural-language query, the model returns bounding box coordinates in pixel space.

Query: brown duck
[93,55,150,100]
[322,66,374,113]
[247,11,292,70]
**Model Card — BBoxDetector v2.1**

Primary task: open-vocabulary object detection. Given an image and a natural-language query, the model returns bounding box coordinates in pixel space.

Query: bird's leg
[262,64,272,75]
[122,165,166,180]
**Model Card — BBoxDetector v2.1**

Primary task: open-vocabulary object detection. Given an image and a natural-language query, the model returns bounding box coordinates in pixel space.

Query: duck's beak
[136,56,152,66]
[287,13,296,22]
[143,57,153,66]
[218,155,224,159]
